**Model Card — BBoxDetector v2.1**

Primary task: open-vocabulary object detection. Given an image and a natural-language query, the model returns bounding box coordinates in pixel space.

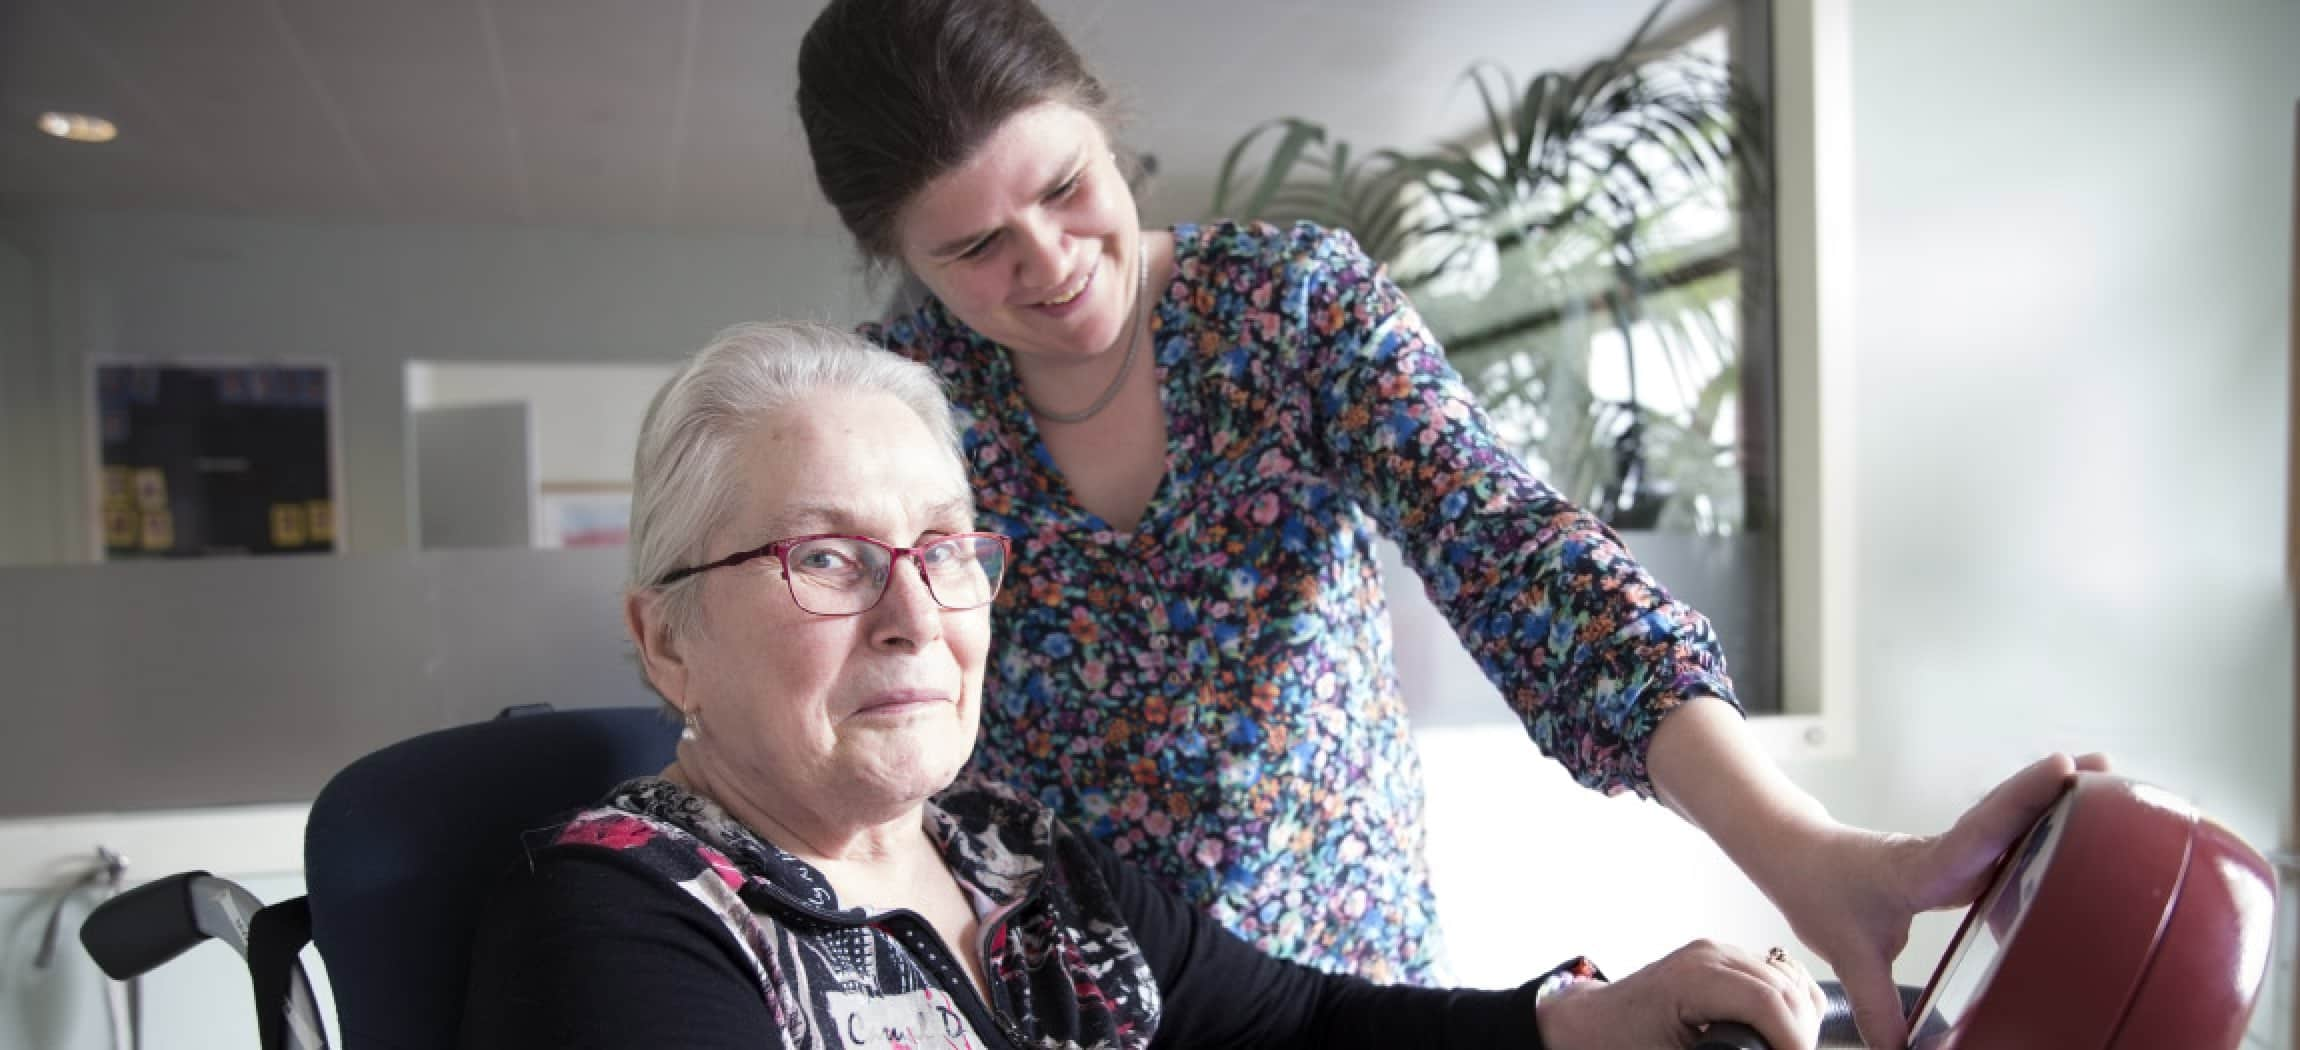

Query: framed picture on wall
[536,482,631,549]
[89,360,341,560]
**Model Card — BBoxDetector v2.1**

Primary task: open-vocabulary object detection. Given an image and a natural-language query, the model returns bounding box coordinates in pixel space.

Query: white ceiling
[0,0,1676,236]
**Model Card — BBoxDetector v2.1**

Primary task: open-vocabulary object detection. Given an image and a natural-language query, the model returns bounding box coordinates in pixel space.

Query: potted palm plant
[1208,3,1765,534]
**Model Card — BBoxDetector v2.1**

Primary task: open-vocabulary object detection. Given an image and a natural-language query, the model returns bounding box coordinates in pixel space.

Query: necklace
[1027,241,1149,426]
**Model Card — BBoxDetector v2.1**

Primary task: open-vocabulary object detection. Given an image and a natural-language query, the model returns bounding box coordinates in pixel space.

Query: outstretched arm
[1649,701,2108,1048]
[1282,221,2105,1049]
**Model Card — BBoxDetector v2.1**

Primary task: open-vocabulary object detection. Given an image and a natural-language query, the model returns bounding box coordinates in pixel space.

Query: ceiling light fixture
[38,112,118,143]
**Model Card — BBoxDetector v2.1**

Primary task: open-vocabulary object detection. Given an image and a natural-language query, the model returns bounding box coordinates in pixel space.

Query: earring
[681,708,701,741]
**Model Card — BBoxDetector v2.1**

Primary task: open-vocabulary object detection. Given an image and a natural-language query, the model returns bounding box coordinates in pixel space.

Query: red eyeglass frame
[655,531,1012,616]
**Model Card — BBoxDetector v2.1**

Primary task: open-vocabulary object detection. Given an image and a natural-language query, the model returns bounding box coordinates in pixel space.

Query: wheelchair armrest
[80,871,262,980]
[79,870,331,1050]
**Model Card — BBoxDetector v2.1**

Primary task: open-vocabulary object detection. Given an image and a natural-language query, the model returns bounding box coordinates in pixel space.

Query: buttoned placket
[741,880,1034,1050]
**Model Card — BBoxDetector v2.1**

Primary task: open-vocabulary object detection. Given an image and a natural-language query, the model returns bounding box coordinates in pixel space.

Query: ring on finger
[1766,946,1792,966]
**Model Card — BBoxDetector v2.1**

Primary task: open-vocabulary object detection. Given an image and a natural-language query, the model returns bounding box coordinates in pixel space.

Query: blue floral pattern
[866,221,1738,983]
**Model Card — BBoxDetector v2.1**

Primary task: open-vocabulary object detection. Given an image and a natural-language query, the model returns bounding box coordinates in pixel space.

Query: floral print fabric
[542,775,1162,1049]
[866,221,1739,984]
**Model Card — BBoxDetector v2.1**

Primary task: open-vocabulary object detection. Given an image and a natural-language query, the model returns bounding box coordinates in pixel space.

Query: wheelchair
[80,705,679,1050]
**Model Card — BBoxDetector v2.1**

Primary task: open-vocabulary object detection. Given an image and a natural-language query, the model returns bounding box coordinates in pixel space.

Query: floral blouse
[866,221,1739,984]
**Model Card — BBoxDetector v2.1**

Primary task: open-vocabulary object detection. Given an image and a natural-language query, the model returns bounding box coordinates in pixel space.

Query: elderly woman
[457,322,1826,1050]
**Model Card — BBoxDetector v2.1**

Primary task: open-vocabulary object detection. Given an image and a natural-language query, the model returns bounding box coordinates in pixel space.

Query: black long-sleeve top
[459,776,1576,1049]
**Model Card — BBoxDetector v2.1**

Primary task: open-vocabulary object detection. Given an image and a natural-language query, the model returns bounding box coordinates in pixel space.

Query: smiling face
[893,102,1144,362]
[646,389,989,825]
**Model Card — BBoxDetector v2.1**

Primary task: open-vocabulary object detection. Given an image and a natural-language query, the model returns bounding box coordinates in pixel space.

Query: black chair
[80,705,680,1050]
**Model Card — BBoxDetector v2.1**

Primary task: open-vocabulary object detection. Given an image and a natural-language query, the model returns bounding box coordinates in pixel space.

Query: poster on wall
[93,362,338,559]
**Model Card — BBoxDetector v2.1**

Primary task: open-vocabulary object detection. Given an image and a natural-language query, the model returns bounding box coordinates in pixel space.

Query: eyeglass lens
[784,534,1005,615]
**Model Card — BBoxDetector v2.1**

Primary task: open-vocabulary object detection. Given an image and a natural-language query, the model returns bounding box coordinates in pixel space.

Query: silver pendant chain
[1028,241,1150,426]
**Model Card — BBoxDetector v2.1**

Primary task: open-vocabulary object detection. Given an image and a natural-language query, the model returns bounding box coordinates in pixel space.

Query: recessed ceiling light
[38,112,118,143]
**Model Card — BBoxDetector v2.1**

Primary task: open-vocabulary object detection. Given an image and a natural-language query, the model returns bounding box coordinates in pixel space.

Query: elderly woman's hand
[1775,752,2112,1049]
[1535,939,1824,1050]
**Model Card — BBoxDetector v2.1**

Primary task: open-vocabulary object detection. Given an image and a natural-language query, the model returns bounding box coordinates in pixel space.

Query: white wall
[1416,4,2298,1042]
[0,210,872,564]
[1842,0,2292,918]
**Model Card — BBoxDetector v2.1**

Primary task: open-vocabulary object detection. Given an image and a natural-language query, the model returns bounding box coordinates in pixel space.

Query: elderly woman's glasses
[657,532,1011,616]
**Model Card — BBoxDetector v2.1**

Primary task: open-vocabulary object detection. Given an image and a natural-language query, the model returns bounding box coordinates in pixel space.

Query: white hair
[627,321,965,641]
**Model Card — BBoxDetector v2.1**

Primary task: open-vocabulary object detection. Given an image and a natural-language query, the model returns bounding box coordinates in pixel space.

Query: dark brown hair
[796,0,1119,262]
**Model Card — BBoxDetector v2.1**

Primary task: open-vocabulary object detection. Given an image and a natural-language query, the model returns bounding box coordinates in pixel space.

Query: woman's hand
[1646,705,2112,1048]
[1774,752,2113,1049]
[1536,940,1825,1050]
